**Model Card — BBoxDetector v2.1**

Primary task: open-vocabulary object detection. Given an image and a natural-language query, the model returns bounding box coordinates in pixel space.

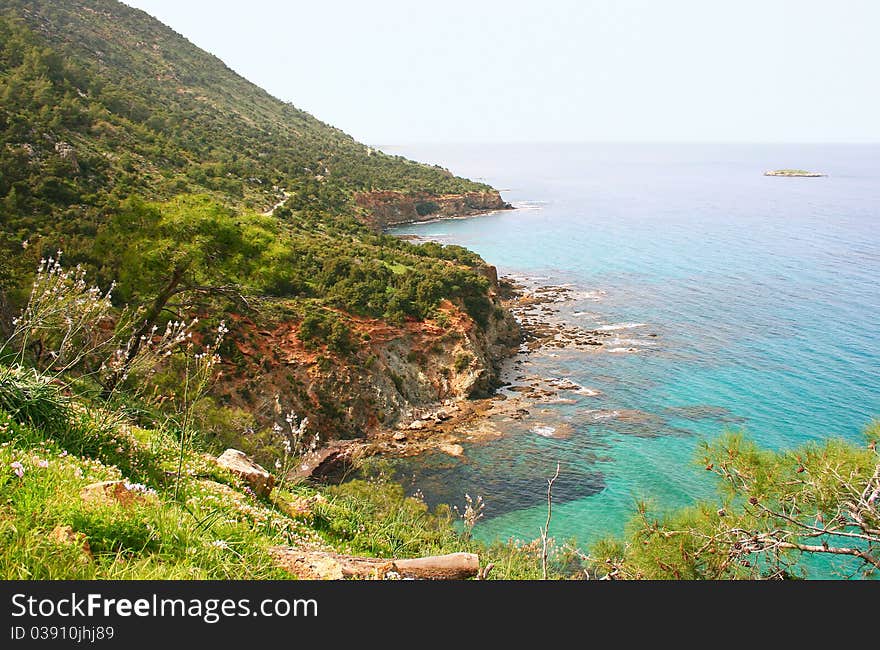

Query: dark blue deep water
[386,143,880,574]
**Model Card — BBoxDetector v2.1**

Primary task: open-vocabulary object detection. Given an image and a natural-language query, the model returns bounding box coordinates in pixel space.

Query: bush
[327,320,355,356]
[415,201,439,216]
[454,353,472,372]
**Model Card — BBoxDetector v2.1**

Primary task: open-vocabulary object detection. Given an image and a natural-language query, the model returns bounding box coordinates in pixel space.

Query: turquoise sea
[385,143,880,573]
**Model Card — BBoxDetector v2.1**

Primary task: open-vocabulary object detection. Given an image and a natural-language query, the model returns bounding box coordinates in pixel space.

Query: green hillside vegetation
[0,0,497,353]
[92,195,492,324]
[0,0,488,233]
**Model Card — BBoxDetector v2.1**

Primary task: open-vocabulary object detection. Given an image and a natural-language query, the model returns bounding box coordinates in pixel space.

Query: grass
[380,260,412,275]
[0,407,304,578]
[0,364,562,580]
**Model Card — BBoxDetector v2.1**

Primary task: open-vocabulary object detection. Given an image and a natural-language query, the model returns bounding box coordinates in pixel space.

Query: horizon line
[374,140,880,148]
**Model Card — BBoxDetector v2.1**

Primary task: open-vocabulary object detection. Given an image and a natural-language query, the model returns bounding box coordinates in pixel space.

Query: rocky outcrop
[216,449,274,497]
[291,440,361,482]
[354,190,512,230]
[217,282,520,442]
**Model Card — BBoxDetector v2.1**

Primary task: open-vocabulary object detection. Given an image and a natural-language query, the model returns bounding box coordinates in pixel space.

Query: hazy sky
[123,0,879,144]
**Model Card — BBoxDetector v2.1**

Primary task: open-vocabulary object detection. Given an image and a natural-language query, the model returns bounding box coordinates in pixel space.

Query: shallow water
[386,143,880,575]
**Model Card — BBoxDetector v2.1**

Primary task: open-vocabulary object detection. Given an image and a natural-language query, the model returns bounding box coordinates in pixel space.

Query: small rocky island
[764,169,826,177]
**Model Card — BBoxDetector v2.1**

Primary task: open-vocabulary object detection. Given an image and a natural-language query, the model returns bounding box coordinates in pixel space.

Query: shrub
[415,201,439,216]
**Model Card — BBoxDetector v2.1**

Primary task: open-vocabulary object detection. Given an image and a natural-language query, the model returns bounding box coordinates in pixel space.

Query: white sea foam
[531,425,557,437]
[512,201,547,210]
[607,337,656,346]
[562,289,606,302]
[597,322,647,331]
[590,410,620,421]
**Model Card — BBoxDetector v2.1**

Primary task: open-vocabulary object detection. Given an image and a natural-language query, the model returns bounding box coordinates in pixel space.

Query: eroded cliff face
[216,271,520,440]
[354,191,512,230]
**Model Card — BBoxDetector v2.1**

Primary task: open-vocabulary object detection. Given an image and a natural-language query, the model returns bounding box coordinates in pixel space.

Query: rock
[392,431,408,442]
[409,419,427,430]
[439,443,464,457]
[54,141,77,165]
[353,189,511,230]
[49,525,92,559]
[291,440,359,483]
[434,409,452,421]
[80,480,156,508]
[512,408,530,420]
[216,449,274,497]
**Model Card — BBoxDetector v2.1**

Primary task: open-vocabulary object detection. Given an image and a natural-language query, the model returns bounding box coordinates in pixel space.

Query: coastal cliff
[355,190,512,230]
[217,268,520,441]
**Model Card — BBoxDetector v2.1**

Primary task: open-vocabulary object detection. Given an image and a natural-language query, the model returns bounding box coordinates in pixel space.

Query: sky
[122,0,880,145]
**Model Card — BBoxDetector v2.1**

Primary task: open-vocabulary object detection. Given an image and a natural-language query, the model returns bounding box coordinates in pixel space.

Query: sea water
[385,143,880,575]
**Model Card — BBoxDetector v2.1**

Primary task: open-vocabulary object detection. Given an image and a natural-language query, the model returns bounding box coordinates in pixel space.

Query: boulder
[216,449,274,497]
[290,440,359,483]
[409,419,426,430]
[49,525,92,560]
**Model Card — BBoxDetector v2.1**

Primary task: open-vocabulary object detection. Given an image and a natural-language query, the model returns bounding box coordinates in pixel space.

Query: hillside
[0,359,552,579]
[0,1,548,582]
[0,0,498,230]
[0,0,519,449]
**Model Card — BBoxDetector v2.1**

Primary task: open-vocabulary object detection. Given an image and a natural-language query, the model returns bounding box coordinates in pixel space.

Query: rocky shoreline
[295,270,666,480]
[354,190,513,231]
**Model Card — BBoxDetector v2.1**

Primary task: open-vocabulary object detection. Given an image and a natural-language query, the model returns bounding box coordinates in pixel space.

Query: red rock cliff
[354,190,512,230]
[216,292,520,441]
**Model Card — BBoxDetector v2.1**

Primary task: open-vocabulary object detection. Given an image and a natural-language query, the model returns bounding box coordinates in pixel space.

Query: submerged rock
[439,443,464,457]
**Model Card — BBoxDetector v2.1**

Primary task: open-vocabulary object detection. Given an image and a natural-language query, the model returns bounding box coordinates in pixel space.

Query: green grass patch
[0,363,555,580]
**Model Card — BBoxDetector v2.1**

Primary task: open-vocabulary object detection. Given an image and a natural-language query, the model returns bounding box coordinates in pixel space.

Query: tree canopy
[589,424,880,579]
